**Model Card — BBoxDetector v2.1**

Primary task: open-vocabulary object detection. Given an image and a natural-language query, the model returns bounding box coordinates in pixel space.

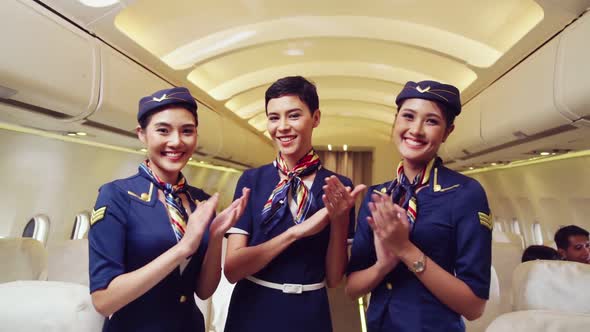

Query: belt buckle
[282,283,303,294]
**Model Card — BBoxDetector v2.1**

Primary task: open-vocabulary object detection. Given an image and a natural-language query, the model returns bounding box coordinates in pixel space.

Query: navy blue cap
[138,87,197,122]
[395,80,461,117]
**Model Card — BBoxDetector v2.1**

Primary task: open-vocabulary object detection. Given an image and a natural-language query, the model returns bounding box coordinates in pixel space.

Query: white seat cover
[486,310,590,332]
[512,260,590,313]
[0,280,103,332]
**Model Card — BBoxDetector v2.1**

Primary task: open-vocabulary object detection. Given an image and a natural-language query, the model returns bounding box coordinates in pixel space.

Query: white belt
[246,276,326,294]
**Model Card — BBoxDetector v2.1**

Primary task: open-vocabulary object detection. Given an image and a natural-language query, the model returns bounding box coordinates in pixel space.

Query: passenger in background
[346,81,493,332]
[554,225,590,264]
[521,245,560,262]
[88,87,250,332]
[223,76,365,332]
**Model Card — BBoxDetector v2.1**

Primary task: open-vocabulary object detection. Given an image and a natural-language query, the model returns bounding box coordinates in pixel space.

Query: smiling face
[560,235,590,264]
[393,98,454,170]
[266,95,320,168]
[137,106,197,184]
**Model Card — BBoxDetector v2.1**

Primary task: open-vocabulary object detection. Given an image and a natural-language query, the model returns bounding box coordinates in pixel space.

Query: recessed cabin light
[343,144,348,151]
[77,0,119,8]
[139,148,147,153]
[66,132,77,137]
[540,152,550,156]
[469,167,475,170]
[189,157,193,161]
[328,144,332,151]
[491,162,497,166]
[284,48,304,56]
[76,132,87,136]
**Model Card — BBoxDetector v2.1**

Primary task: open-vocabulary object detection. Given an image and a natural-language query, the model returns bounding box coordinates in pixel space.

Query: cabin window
[70,211,90,240]
[22,214,50,245]
[511,219,522,235]
[494,217,504,232]
[532,222,544,245]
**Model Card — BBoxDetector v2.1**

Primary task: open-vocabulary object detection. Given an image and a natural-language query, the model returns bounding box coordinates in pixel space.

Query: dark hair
[396,100,456,127]
[554,225,590,250]
[138,104,198,129]
[521,245,560,262]
[265,76,319,114]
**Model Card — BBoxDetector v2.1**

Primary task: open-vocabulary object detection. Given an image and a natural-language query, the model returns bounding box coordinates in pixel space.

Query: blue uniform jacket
[348,163,492,332]
[224,163,354,332]
[88,171,210,332]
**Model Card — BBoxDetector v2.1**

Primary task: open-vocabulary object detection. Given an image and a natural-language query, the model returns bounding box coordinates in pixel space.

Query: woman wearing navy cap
[223,76,365,332]
[346,81,492,332]
[88,87,250,332]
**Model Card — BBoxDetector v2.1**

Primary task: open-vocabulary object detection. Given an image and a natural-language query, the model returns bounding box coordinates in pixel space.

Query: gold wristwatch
[408,253,426,274]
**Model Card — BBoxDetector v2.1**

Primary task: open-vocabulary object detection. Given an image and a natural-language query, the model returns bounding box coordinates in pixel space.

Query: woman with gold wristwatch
[346,80,493,332]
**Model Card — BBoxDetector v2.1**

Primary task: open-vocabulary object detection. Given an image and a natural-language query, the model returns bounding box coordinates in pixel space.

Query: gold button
[386,283,392,290]
[179,295,187,303]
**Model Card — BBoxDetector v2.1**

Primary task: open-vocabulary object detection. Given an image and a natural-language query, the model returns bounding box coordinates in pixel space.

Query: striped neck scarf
[261,149,321,232]
[386,158,437,230]
[139,160,188,242]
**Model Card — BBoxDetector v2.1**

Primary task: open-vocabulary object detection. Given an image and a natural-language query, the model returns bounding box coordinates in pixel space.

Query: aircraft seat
[486,260,590,332]
[0,238,47,283]
[0,280,103,332]
[491,242,522,314]
[511,260,590,313]
[465,265,501,332]
[47,239,89,286]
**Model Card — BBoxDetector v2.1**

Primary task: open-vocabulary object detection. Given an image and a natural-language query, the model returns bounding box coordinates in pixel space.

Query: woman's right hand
[372,226,399,273]
[180,193,219,255]
[289,208,330,240]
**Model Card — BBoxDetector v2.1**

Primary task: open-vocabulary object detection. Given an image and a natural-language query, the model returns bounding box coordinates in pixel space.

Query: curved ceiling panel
[187,38,477,95]
[192,61,439,100]
[161,16,502,69]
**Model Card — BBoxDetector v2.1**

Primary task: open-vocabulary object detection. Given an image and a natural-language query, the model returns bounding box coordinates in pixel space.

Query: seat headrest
[47,239,89,286]
[0,238,47,282]
[512,260,590,313]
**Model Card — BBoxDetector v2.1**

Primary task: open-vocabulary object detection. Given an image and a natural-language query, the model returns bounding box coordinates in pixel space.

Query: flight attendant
[88,87,249,332]
[223,76,365,332]
[346,81,492,332]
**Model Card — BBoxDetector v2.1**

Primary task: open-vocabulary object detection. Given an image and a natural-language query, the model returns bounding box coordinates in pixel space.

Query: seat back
[512,260,590,313]
[0,238,47,283]
[491,242,522,313]
[47,239,89,286]
[465,266,501,332]
[0,280,103,332]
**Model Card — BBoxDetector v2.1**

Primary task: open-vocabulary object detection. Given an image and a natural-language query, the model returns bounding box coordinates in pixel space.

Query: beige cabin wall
[470,155,590,246]
[0,128,240,245]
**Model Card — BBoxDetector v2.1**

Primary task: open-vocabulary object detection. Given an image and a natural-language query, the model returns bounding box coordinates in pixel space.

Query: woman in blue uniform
[346,80,492,332]
[88,87,249,332]
[223,76,365,332]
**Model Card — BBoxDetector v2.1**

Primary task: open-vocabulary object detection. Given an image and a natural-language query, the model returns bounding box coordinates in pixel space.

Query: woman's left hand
[367,193,412,256]
[322,175,366,223]
[209,188,250,240]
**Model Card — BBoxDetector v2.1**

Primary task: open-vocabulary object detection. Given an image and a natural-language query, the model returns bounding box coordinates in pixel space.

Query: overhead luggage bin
[0,0,99,119]
[555,12,590,121]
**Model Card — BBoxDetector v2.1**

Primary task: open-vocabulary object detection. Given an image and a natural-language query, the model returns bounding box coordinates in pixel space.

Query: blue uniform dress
[348,161,492,332]
[224,164,354,332]
[88,169,210,332]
